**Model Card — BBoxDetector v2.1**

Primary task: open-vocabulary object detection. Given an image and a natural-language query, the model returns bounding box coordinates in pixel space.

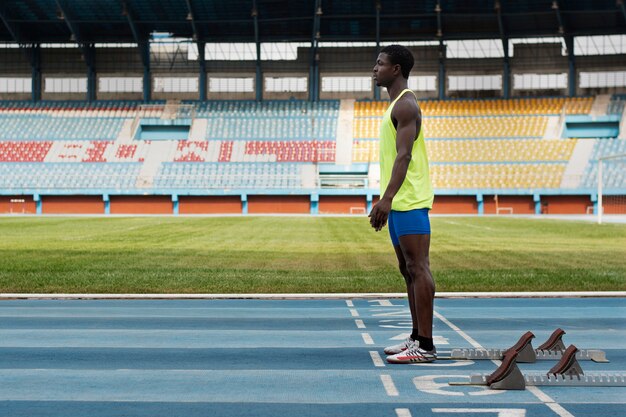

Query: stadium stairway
[116,120,135,143]
[335,99,355,165]
[560,139,595,189]
[543,116,562,139]
[590,94,611,117]
[189,119,208,141]
[136,141,177,188]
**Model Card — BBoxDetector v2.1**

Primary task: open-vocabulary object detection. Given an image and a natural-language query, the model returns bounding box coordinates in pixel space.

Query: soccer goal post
[597,153,626,224]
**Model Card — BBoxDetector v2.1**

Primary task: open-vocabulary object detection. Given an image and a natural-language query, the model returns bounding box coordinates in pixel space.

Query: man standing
[368,45,436,363]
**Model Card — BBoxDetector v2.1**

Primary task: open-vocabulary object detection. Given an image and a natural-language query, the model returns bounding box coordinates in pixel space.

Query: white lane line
[395,408,412,417]
[2,291,624,299]
[355,319,366,329]
[433,311,482,349]
[369,299,395,306]
[361,333,374,345]
[350,309,360,317]
[432,409,526,417]
[527,386,575,417]
[346,300,354,307]
[434,310,574,417]
[369,350,385,367]
[380,374,399,396]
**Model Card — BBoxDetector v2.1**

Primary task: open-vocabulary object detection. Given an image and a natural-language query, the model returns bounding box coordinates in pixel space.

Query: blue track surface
[0,297,624,417]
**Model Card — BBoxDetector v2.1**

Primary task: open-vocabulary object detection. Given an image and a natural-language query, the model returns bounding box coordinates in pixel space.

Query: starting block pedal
[450,344,626,390]
[447,328,608,363]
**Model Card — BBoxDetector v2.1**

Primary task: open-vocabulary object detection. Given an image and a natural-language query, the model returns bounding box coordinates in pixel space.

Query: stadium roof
[0,0,624,44]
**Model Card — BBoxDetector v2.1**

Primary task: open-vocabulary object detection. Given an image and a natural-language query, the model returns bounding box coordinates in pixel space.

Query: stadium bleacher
[0,96,622,192]
[0,162,141,190]
[581,139,626,189]
[154,162,303,190]
[354,97,594,117]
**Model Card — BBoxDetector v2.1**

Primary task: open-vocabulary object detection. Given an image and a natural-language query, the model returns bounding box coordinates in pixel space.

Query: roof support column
[565,36,576,97]
[183,0,205,101]
[503,41,510,99]
[120,0,150,102]
[438,40,445,100]
[309,0,322,102]
[140,41,151,102]
[198,41,206,101]
[495,1,509,99]
[252,1,262,102]
[85,43,96,101]
[436,1,445,99]
[374,0,381,100]
[30,44,42,102]
[552,1,575,97]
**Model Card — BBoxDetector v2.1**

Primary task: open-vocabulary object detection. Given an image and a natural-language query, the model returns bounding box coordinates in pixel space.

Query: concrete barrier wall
[319,196,366,214]
[0,194,619,216]
[110,196,172,214]
[42,196,104,214]
[248,196,310,214]
[179,196,241,214]
[0,196,36,214]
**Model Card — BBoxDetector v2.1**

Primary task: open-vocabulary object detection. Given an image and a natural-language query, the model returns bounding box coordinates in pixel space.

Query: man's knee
[398,263,411,283]
[405,258,430,280]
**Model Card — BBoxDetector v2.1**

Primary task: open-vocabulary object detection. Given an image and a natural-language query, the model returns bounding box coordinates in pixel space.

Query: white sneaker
[386,343,437,364]
[383,337,415,355]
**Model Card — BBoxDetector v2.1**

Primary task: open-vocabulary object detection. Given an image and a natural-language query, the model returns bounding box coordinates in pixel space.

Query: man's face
[373,53,398,87]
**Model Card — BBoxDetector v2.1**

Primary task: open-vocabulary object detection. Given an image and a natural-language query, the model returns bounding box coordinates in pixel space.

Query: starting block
[450,344,626,390]
[446,328,609,363]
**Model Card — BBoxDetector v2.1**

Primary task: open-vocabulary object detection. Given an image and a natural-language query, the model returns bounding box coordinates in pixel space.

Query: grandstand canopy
[0,0,624,44]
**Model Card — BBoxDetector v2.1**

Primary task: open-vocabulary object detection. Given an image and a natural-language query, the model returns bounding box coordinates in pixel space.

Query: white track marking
[345,300,354,307]
[434,310,574,417]
[395,408,412,417]
[349,309,359,317]
[361,333,374,345]
[432,409,526,417]
[380,374,399,396]
[527,386,575,417]
[368,299,396,306]
[1,292,624,299]
[433,311,482,349]
[369,351,385,367]
[355,319,366,329]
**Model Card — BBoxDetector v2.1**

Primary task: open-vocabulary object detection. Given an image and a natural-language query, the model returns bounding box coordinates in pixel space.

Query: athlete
[369,45,436,363]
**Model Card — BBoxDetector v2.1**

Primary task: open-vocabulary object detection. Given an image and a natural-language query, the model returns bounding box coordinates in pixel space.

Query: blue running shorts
[388,208,431,246]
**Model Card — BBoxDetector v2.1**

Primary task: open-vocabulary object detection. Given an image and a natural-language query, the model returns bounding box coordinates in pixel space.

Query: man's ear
[393,64,401,76]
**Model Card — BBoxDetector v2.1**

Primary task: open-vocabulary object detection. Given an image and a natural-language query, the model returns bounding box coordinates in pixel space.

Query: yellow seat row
[430,163,566,189]
[352,139,576,163]
[354,97,593,117]
[354,116,548,139]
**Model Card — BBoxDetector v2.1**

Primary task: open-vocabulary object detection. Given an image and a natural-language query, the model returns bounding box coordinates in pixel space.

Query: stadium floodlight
[597,153,626,224]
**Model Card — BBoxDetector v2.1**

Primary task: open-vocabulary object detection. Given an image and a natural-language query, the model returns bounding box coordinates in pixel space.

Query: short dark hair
[380,44,414,79]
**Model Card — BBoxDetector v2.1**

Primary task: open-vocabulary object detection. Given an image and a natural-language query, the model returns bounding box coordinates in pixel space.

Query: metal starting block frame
[450,344,626,390]
[446,328,609,363]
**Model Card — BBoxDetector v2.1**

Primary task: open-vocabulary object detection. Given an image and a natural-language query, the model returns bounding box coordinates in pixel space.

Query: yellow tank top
[379,89,434,211]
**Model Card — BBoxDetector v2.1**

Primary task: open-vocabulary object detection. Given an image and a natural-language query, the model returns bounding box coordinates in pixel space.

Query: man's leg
[393,245,419,334]
[386,232,437,363]
[398,234,435,342]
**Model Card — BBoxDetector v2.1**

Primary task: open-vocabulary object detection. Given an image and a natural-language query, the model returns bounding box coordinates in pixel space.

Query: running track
[0,297,624,417]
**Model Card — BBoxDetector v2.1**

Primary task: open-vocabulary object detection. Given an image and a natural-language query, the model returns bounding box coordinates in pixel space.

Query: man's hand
[368,197,392,231]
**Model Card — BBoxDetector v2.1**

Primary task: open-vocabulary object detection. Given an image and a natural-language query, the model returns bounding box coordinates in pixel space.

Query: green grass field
[0,216,624,293]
